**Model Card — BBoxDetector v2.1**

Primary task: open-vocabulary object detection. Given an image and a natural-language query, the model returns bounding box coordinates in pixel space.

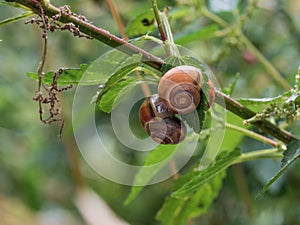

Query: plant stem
[201,5,291,91]
[234,148,283,164]
[11,0,299,144]
[151,0,167,42]
[215,90,298,144]
[14,0,164,70]
[226,122,278,147]
[105,0,128,41]
[239,33,291,91]
[201,6,228,27]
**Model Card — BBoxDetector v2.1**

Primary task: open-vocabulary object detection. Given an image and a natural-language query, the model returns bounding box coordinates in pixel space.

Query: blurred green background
[0,0,300,224]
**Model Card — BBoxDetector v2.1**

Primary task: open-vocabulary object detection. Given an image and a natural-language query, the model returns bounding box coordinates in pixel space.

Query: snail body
[139,95,186,144]
[158,65,202,114]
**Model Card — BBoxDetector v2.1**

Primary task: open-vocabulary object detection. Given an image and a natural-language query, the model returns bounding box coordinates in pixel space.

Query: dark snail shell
[145,117,186,144]
[158,65,202,114]
[139,95,186,144]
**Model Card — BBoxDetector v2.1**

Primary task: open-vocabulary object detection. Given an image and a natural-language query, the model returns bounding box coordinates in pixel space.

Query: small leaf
[96,62,141,111]
[180,56,209,78]
[237,90,292,107]
[27,52,142,86]
[124,144,177,205]
[161,55,207,75]
[156,171,226,225]
[237,96,285,106]
[172,148,241,198]
[222,73,240,96]
[27,64,89,85]
[125,9,155,37]
[220,113,245,150]
[0,2,31,11]
[82,50,139,85]
[161,56,186,74]
[237,91,297,113]
[257,140,300,197]
[0,11,34,27]
[98,78,138,113]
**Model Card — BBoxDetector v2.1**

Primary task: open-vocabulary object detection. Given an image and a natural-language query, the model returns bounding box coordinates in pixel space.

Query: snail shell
[139,95,186,144]
[158,65,202,114]
[146,117,186,144]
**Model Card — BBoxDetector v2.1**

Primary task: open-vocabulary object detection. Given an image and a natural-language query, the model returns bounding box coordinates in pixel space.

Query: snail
[139,94,186,144]
[158,65,202,114]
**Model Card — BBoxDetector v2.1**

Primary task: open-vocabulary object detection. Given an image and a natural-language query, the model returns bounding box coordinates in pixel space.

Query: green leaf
[0,11,34,27]
[222,73,240,96]
[27,51,142,86]
[156,171,226,225]
[27,64,89,85]
[221,113,245,150]
[257,140,300,197]
[98,78,138,113]
[172,148,240,198]
[237,91,299,117]
[161,56,186,74]
[175,24,219,45]
[237,91,292,112]
[237,96,285,106]
[96,61,142,112]
[0,2,31,10]
[161,55,207,74]
[124,144,177,205]
[83,51,142,85]
[125,9,155,37]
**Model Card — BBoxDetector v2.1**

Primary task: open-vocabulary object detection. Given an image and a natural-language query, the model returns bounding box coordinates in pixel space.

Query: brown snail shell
[158,65,202,114]
[139,95,186,144]
[145,117,187,144]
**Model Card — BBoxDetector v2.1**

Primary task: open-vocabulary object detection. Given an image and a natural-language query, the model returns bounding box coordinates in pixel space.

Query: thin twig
[239,32,291,91]
[151,0,167,42]
[105,0,128,41]
[36,4,47,122]
[14,0,164,69]
[234,148,283,164]
[226,122,278,147]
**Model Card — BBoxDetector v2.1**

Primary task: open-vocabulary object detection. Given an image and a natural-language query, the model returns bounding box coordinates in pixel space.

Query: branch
[11,0,298,144]
[215,91,297,144]
[225,123,278,147]
[234,148,283,164]
[13,0,164,70]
